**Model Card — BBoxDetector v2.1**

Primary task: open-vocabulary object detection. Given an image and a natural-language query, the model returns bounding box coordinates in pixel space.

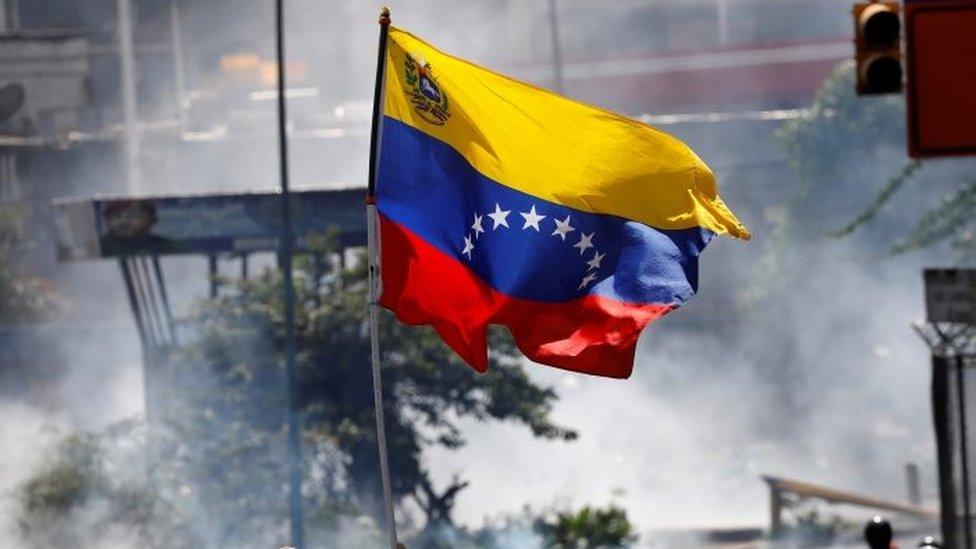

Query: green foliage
[890,176,976,257]
[777,61,905,191]
[21,440,92,514]
[742,61,913,305]
[403,503,638,549]
[15,235,577,546]
[778,60,976,256]
[828,159,922,238]
[775,61,910,240]
[166,235,576,537]
[16,422,197,548]
[534,504,638,548]
[0,207,58,324]
[13,226,576,549]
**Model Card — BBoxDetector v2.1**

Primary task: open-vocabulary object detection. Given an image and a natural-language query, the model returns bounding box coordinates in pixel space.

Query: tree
[777,60,976,257]
[0,207,57,324]
[0,207,62,399]
[16,421,198,548]
[533,504,638,548]
[413,472,470,527]
[166,236,577,542]
[14,234,577,547]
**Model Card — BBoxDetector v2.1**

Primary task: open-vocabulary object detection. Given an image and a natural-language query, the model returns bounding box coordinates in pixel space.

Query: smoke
[0,1,958,547]
[425,222,938,539]
[0,402,64,542]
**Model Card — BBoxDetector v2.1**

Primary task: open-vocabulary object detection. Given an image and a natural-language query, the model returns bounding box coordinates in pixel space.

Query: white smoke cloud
[0,402,65,544]
[0,1,947,547]
[426,234,937,539]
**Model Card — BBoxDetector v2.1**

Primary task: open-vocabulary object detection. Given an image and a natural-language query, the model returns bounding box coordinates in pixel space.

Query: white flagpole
[366,8,398,549]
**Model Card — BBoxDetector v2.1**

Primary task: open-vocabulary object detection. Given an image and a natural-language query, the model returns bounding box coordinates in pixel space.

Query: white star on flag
[471,213,485,239]
[552,215,575,241]
[487,203,511,230]
[519,205,546,231]
[462,234,474,260]
[578,273,597,290]
[574,232,595,255]
[587,251,605,271]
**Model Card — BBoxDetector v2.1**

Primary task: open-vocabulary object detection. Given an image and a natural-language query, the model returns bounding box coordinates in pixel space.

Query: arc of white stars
[587,251,605,271]
[487,203,511,230]
[519,205,546,231]
[471,213,485,239]
[574,232,595,255]
[552,215,575,241]
[462,234,474,260]
[578,273,597,290]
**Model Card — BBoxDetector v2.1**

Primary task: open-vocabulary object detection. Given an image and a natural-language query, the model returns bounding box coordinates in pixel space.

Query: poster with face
[55,188,366,260]
[99,199,177,256]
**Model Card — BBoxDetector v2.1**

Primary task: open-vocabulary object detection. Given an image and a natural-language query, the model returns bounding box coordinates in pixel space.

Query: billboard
[924,268,976,324]
[54,188,366,260]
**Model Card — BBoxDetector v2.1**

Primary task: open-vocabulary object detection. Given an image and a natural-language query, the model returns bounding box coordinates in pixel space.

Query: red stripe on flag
[379,215,673,378]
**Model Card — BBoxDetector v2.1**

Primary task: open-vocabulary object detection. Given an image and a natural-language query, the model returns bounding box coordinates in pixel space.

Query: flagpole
[366,7,399,549]
[274,0,305,547]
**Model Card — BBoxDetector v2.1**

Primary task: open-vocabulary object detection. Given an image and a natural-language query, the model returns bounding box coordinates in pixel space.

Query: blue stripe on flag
[377,117,713,305]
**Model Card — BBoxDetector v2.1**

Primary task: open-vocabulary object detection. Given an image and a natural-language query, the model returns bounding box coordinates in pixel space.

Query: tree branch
[828,159,922,238]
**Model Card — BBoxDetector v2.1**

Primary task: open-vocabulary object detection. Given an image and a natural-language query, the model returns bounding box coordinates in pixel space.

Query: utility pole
[117,0,141,194]
[547,0,564,94]
[916,269,976,549]
[1,0,18,31]
[274,0,305,547]
[717,0,730,46]
[170,0,187,131]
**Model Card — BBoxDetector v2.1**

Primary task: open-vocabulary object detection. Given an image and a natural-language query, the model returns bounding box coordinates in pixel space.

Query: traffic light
[854,1,903,94]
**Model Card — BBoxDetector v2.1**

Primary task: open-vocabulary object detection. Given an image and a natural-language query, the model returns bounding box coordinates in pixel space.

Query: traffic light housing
[854,1,903,94]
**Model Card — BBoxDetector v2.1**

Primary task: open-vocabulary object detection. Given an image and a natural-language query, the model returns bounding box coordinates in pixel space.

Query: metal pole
[136,256,167,344]
[366,8,390,200]
[131,257,160,346]
[906,462,921,506]
[170,0,188,130]
[208,254,218,298]
[151,256,177,344]
[717,0,730,46]
[119,258,149,350]
[274,1,304,547]
[117,0,141,194]
[769,487,782,538]
[4,0,17,31]
[932,354,959,549]
[958,354,974,549]
[120,258,155,430]
[366,8,399,549]
[547,0,564,94]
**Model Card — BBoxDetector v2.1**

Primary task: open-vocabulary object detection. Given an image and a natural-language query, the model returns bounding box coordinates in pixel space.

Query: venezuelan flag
[375,27,750,379]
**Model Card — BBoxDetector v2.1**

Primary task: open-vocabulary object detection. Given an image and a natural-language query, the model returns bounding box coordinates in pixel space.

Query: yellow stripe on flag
[382,27,750,240]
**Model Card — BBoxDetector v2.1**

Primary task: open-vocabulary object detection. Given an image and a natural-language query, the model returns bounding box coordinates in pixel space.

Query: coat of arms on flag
[403,52,449,125]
